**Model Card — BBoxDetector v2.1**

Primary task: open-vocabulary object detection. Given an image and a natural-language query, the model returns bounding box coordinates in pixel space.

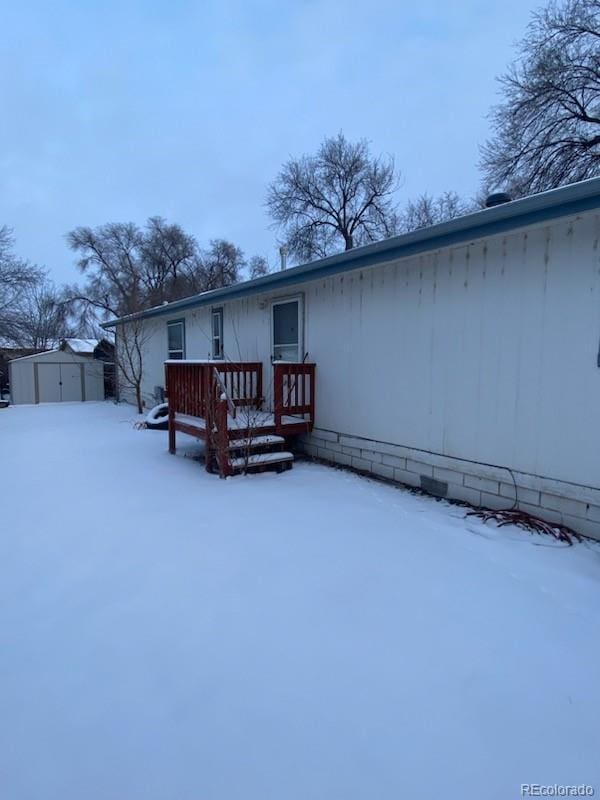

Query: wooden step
[228,434,285,451]
[229,451,294,472]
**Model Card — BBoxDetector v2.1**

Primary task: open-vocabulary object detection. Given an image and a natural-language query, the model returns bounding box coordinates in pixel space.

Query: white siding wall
[9,361,35,405]
[302,214,600,489]
[83,361,105,401]
[130,210,600,534]
[127,299,277,407]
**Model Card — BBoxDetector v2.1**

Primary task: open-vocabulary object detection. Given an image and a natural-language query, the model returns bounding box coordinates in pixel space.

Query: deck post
[309,364,315,428]
[168,408,176,454]
[273,363,283,431]
[215,396,230,478]
[166,364,176,454]
[257,363,263,408]
[204,366,214,472]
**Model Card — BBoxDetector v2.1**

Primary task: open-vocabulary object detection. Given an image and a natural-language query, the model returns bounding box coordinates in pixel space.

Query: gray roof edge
[8,349,60,363]
[102,176,600,329]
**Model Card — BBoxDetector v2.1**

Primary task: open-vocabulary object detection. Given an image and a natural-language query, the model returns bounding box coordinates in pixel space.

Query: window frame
[167,319,186,360]
[271,294,304,362]
[211,307,224,360]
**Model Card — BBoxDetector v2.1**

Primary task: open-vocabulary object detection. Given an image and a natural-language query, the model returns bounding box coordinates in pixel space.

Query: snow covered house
[103,178,600,538]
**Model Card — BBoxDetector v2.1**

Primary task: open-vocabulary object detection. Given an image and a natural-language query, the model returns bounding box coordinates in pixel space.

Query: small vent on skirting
[420,476,448,498]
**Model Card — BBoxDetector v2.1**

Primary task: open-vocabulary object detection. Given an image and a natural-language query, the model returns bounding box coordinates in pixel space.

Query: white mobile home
[104,179,600,538]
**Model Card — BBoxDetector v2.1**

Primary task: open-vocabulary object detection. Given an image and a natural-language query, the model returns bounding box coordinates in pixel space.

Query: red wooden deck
[165,360,315,477]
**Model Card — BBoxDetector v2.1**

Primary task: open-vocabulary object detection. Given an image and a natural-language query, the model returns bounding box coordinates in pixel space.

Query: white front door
[272,297,303,362]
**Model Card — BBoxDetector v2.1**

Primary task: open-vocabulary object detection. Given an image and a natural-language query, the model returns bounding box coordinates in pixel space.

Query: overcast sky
[1,0,541,285]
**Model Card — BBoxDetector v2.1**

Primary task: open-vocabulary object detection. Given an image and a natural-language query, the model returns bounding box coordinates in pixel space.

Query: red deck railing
[165,360,262,419]
[165,359,315,477]
[273,361,316,431]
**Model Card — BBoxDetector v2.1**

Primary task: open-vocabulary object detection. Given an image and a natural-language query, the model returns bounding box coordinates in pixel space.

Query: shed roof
[60,338,99,354]
[8,348,95,364]
[102,176,600,329]
[8,349,60,363]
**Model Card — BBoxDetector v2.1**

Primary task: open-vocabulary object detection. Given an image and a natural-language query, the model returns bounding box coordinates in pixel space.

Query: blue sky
[0,0,541,284]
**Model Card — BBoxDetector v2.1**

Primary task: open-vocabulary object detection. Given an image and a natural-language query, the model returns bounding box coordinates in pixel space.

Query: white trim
[167,319,186,360]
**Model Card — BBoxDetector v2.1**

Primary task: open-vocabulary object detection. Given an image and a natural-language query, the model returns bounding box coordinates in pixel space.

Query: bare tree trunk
[135,383,143,414]
[116,320,148,413]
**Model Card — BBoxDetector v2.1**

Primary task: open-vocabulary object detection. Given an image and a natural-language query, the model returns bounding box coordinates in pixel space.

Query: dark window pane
[212,309,223,358]
[273,301,298,345]
[168,322,183,351]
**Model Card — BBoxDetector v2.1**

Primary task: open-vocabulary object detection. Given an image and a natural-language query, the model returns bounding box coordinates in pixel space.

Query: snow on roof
[62,338,99,354]
[8,349,60,363]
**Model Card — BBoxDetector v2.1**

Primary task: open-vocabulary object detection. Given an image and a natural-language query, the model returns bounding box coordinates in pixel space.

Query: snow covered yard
[1,402,599,800]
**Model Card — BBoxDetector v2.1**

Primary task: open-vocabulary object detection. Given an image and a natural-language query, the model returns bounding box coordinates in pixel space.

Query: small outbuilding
[8,339,110,404]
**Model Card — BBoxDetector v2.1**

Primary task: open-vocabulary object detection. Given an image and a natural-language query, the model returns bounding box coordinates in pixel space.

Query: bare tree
[68,222,245,318]
[115,318,148,414]
[67,223,153,413]
[139,216,198,304]
[0,226,43,343]
[248,255,270,279]
[67,222,144,318]
[266,132,400,262]
[481,0,600,195]
[10,280,75,349]
[195,239,245,291]
[400,191,476,232]
[67,220,249,410]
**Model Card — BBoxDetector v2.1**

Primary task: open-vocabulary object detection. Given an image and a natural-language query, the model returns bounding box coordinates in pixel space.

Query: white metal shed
[8,349,105,404]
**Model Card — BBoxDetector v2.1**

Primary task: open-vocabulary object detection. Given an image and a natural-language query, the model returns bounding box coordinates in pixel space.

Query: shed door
[37,363,83,403]
[37,364,61,403]
[60,364,83,401]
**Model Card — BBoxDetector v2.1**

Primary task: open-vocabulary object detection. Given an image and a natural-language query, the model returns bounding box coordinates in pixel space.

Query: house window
[167,320,185,360]
[212,308,224,359]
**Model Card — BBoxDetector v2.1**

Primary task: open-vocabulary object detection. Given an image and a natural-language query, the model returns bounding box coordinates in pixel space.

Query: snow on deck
[174,410,305,430]
[229,450,294,469]
[1,402,600,799]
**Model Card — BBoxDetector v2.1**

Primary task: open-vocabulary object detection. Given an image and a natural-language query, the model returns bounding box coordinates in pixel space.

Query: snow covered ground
[1,401,600,800]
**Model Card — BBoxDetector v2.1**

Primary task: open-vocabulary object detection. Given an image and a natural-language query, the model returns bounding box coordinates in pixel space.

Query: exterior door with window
[272,298,302,362]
